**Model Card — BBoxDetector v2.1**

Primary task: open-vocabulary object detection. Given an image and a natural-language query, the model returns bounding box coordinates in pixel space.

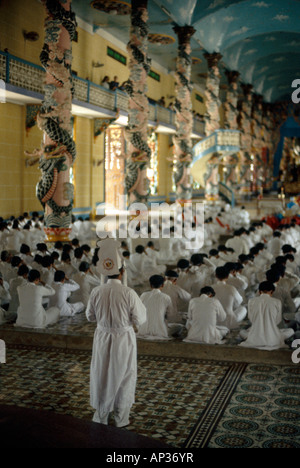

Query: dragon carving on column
[172,25,195,203]
[26,0,77,240]
[124,0,152,205]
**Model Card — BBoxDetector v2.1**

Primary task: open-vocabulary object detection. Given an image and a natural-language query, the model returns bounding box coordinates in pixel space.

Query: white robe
[239,294,294,350]
[70,271,100,307]
[162,280,191,322]
[49,279,84,316]
[16,283,59,328]
[212,281,247,329]
[86,279,146,414]
[184,295,228,344]
[138,289,173,340]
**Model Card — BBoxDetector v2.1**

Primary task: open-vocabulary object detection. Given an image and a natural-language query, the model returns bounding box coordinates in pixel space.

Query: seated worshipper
[225,229,249,257]
[0,273,11,310]
[58,252,77,279]
[72,247,84,270]
[6,264,29,322]
[49,270,84,316]
[86,252,146,427]
[69,261,100,308]
[81,244,93,263]
[267,231,283,258]
[31,254,43,274]
[188,253,215,298]
[130,245,158,280]
[0,251,12,281]
[184,286,229,344]
[176,259,191,291]
[122,251,141,287]
[19,243,34,266]
[145,241,166,275]
[138,275,183,340]
[212,266,247,330]
[5,255,23,283]
[162,270,191,323]
[208,249,223,268]
[16,269,60,328]
[239,281,294,350]
[265,269,297,322]
[225,262,248,301]
[40,254,56,285]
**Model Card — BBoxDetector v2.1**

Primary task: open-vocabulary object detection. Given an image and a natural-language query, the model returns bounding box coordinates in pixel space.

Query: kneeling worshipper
[239,281,294,350]
[15,269,60,329]
[49,270,85,316]
[184,286,229,344]
[86,238,146,428]
[212,266,247,330]
[138,275,184,340]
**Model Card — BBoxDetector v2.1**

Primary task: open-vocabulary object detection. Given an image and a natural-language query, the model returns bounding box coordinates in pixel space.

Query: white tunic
[49,279,83,316]
[162,280,191,322]
[138,289,173,339]
[212,281,246,329]
[86,279,146,414]
[184,295,228,344]
[240,294,294,350]
[16,283,58,328]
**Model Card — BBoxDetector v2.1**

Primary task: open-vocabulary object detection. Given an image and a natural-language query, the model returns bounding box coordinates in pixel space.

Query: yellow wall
[0,0,206,220]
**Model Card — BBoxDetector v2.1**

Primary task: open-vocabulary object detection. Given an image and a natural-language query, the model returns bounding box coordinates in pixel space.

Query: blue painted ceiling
[71,0,300,103]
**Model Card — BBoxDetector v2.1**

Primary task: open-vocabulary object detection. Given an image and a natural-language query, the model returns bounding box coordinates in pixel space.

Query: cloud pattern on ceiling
[72,0,300,103]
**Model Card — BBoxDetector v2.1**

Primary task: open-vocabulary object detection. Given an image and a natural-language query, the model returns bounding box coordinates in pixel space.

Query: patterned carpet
[1,345,300,448]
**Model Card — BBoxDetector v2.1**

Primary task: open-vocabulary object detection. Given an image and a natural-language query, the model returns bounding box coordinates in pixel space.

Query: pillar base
[44,227,72,243]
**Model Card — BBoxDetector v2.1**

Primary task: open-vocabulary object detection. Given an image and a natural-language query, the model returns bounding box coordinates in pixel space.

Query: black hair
[190,253,204,266]
[11,256,22,267]
[61,252,71,262]
[79,261,90,272]
[149,275,165,289]
[28,269,40,282]
[74,247,83,259]
[273,231,281,238]
[266,269,280,284]
[122,251,130,258]
[209,249,219,257]
[17,264,29,277]
[259,281,275,293]
[41,255,52,268]
[135,245,145,254]
[54,241,63,249]
[200,286,216,297]
[54,270,66,282]
[177,259,189,270]
[20,244,30,254]
[215,266,229,280]
[165,270,179,278]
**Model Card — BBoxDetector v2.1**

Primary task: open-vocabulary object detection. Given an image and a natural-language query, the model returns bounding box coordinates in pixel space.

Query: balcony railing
[0,50,204,136]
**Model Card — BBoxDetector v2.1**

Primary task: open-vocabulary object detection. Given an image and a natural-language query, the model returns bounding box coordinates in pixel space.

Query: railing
[219,181,235,207]
[0,50,204,135]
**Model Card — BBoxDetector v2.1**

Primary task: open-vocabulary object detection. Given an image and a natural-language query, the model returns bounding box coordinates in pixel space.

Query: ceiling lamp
[90,0,131,15]
[148,34,175,45]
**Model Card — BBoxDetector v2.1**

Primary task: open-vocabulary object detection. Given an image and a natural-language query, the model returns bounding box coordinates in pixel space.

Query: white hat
[97,238,123,276]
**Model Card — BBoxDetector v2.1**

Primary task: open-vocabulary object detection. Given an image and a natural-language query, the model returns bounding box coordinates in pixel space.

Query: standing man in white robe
[86,239,146,428]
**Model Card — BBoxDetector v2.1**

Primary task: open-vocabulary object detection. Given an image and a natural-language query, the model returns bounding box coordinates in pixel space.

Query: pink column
[37,0,77,241]
[172,25,196,204]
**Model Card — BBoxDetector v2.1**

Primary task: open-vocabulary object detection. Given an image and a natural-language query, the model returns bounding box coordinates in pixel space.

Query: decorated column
[124,0,151,205]
[251,94,264,193]
[237,84,253,196]
[172,25,196,203]
[203,52,222,201]
[222,70,240,190]
[36,0,77,241]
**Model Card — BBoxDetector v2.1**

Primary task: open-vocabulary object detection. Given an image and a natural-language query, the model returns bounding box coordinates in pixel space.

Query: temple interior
[1,0,300,450]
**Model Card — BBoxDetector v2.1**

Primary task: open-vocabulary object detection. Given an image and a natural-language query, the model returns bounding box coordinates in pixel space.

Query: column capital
[225,70,240,85]
[131,0,148,9]
[173,25,196,44]
[241,83,253,96]
[204,52,222,69]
